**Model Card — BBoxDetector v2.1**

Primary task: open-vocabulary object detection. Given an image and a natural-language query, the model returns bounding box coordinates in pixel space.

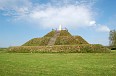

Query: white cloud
[0,0,32,16]
[96,25,110,32]
[89,21,96,26]
[29,5,95,28]
[0,0,110,32]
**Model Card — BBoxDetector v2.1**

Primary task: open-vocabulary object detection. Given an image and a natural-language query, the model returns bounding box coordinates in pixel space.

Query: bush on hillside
[106,46,116,50]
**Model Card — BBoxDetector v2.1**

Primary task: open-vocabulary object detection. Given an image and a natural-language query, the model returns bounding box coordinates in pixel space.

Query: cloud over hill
[0,0,110,32]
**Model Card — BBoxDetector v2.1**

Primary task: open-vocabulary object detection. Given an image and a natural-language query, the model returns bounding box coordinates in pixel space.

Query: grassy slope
[23,30,89,46]
[23,37,51,46]
[0,51,116,76]
[74,36,89,44]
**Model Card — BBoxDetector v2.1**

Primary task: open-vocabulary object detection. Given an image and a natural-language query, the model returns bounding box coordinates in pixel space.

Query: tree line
[109,30,116,49]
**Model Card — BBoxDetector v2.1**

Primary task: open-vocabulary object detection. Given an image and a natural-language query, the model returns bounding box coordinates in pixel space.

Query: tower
[58,24,62,31]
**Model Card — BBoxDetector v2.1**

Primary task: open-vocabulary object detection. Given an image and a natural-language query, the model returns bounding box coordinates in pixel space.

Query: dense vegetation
[8,44,110,53]
[109,30,116,49]
[0,51,115,76]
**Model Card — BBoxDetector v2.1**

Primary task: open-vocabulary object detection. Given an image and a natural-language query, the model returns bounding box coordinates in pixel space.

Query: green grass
[0,48,7,53]
[0,50,116,76]
[23,30,89,46]
[23,37,51,46]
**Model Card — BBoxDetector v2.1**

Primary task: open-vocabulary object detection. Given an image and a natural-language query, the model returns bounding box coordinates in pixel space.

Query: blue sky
[0,0,116,47]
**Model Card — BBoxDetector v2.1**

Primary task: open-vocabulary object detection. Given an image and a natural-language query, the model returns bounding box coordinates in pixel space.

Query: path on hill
[48,31,60,46]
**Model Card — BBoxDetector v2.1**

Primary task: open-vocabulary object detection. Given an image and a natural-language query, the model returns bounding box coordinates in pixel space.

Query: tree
[109,30,116,48]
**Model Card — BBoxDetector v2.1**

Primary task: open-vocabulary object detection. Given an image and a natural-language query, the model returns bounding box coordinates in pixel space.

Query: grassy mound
[8,44,110,53]
[20,30,109,53]
[55,36,78,45]
[59,30,72,36]
[44,30,72,37]
[23,30,88,46]
[44,30,55,37]
[55,36,88,45]
[74,36,89,44]
[23,37,50,46]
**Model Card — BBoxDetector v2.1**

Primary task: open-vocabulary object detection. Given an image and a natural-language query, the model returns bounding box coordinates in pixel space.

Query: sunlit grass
[0,50,115,76]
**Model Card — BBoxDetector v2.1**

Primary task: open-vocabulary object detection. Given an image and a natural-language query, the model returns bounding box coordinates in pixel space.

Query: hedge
[8,44,110,53]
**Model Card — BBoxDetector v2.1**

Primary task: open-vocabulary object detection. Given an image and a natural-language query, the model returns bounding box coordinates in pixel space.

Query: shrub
[111,48,116,50]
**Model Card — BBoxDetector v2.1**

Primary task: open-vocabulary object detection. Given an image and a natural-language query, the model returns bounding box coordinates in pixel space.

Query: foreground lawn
[0,51,116,76]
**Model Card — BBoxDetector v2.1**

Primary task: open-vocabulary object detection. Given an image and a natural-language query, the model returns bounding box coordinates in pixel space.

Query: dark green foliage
[8,44,110,53]
[111,47,116,50]
[109,30,116,48]
[106,46,116,50]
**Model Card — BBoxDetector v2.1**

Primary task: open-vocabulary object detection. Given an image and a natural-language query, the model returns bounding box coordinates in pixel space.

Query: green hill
[23,30,88,46]
[23,37,50,46]
[44,30,55,37]
[8,29,110,53]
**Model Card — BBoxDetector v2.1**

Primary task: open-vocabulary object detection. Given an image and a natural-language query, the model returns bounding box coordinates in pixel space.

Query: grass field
[0,50,116,76]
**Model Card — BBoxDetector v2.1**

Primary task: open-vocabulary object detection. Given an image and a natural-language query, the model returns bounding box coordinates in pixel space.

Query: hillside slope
[23,30,88,46]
